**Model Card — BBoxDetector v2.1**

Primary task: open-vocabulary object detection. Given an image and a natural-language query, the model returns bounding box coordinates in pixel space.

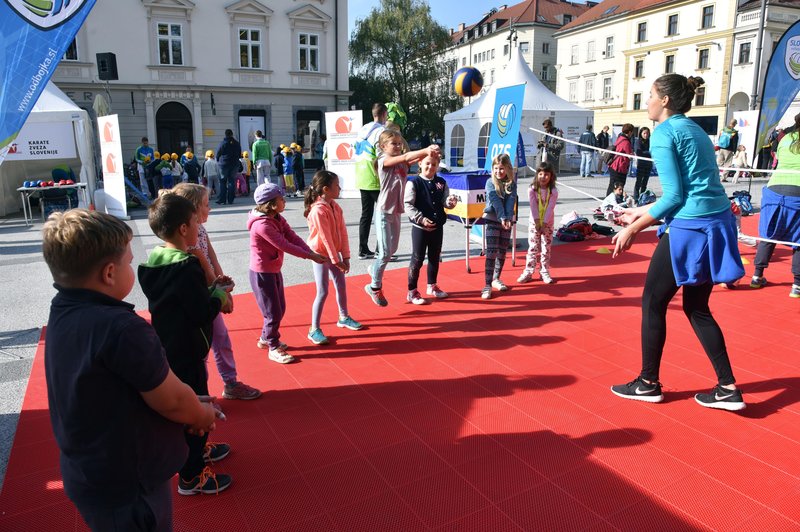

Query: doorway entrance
[156,102,194,155]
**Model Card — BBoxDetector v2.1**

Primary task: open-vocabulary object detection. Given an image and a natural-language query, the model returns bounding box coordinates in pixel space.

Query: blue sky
[347,0,497,36]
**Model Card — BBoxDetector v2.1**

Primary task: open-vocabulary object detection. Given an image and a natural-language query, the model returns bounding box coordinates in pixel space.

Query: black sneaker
[358,251,375,260]
[694,385,746,411]
[177,467,232,495]
[610,377,664,403]
[203,442,231,463]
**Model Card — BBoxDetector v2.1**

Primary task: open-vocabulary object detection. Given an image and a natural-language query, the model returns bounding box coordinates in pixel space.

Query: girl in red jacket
[607,123,634,196]
[304,171,364,345]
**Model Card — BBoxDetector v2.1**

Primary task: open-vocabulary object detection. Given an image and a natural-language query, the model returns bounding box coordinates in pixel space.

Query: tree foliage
[350,0,460,138]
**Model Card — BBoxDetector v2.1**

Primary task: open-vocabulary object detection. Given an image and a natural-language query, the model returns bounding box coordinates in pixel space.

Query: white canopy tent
[0,82,96,217]
[444,49,593,172]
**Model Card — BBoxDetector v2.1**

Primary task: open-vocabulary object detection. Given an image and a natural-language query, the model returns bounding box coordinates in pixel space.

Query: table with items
[16,180,88,226]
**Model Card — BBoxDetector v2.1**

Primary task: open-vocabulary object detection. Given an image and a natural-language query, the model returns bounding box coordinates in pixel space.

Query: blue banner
[484,83,526,172]
[755,19,800,155]
[516,132,526,168]
[0,0,96,150]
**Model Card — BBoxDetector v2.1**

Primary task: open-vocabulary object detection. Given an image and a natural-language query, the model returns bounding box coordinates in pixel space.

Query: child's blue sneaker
[337,316,363,330]
[307,328,329,345]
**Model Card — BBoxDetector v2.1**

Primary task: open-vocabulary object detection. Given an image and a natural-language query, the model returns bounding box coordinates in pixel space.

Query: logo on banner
[335,116,353,134]
[336,143,354,160]
[497,103,516,138]
[785,37,800,79]
[103,122,114,142]
[105,153,116,173]
[5,0,90,30]
[8,143,18,153]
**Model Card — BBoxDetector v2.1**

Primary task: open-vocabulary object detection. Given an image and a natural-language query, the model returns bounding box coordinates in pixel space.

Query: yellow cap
[186,152,194,159]
[153,151,161,159]
[170,153,178,160]
[282,147,291,154]
[205,150,214,158]
[161,154,170,161]
[242,151,249,158]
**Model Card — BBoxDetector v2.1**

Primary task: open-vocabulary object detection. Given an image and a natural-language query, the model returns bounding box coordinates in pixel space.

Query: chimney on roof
[458,23,465,32]
[500,4,507,9]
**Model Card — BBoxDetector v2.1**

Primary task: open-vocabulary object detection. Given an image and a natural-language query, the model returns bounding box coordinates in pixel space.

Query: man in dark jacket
[596,125,610,173]
[538,119,565,175]
[215,129,242,205]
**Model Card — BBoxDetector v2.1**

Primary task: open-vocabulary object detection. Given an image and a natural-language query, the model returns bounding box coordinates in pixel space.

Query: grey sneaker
[222,381,262,400]
[491,279,509,291]
[426,284,449,298]
[364,284,388,306]
[407,289,426,305]
[749,276,767,289]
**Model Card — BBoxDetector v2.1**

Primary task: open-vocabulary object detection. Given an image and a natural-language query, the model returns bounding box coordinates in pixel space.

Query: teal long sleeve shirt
[647,114,730,221]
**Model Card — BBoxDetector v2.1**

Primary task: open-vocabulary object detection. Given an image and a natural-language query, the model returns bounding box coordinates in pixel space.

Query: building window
[585,79,594,101]
[64,38,78,61]
[605,36,614,58]
[695,86,705,106]
[540,64,549,81]
[474,54,478,63]
[157,23,183,65]
[587,40,595,61]
[569,81,577,102]
[667,14,678,36]
[298,32,319,72]
[563,14,572,24]
[462,57,466,66]
[637,22,647,43]
[571,45,578,65]
[504,44,509,55]
[635,59,644,78]
[739,42,751,64]
[490,69,495,84]
[633,93,642,110]
[477,122,491,168]
[492,49,496,59]
[698,49,709,70]
[665,54,675,74]
[603,77,612,99]
[239,29,261,69]
[520,42,530,55]
[450,124,465,167]
[296,110,322,152]
[701,6,714,29]
[542,42,550,54]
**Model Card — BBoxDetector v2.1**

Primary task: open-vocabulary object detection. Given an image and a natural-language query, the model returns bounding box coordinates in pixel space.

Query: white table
[16,183,89,226]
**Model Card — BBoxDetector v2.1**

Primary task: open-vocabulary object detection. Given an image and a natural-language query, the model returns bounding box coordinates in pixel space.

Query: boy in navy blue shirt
[43,209,218,530]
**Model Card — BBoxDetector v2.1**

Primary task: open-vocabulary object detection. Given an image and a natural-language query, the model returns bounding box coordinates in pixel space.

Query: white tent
[0,82,97,217]
[444,49,593,172]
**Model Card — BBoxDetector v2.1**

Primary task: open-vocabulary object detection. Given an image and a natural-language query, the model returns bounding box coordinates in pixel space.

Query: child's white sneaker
[491,279,509,291]
[407,289,426,305]
[426,284,448,298]
[517,272,533,284]
[540,271,555,284]
[268,348,295,364]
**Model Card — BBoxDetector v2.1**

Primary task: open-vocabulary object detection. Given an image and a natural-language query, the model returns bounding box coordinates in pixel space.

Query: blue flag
[484,83,526,172]
[0,0,96,150]
[755,19,800,155]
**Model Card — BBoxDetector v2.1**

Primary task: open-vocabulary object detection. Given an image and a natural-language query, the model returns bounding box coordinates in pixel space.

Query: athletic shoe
[307,328,329,345]
[388,255,399,262]
[481,287,492,300]
[540,271,555,284]
[337,316,363,330]
[426,284,449,298]
[268,348,295,364]
[491,279,509,291]
[358,252,375,260]
[364,284,388,307]
[749,276,767,289]
[178,467,232,496]
[222,381,262,400]
[517,272,533,284]
[256,338,288,350]
[694,385,746,411]
[790,285,800,298]
[610,377,664,403]
[407,289,426,305]
[203,442,231,463]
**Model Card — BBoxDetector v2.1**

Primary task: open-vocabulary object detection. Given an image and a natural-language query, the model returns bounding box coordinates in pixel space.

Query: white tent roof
[445,48,586,121]
[30,82,84,116]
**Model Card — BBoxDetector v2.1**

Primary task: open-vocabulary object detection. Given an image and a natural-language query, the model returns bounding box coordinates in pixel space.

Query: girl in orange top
[304,170,363,345]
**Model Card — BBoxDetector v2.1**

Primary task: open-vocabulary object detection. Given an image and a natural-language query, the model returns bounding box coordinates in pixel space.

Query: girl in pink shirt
[304,171,363,345]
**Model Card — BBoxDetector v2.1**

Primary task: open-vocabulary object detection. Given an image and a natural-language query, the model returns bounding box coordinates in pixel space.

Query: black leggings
[408,226,443,290]
[640,233,736,385]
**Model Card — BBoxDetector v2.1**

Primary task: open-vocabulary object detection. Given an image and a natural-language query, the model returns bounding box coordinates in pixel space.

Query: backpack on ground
[564,217,593,236]
[718,129,733,149]
[556,227,585,242]
[591,223,615,236]
[732,190,753,216]
[637,190,656,207]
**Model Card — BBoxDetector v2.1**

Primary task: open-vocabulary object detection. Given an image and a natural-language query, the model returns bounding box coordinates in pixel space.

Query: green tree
[350,0,460,139]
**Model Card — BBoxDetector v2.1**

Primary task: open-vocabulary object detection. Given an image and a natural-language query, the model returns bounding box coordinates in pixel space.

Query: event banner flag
[755,19,800,154]
[97,114,127,219]
[0,0,96,151]
[484,83,526,172]
[324,110,363,198]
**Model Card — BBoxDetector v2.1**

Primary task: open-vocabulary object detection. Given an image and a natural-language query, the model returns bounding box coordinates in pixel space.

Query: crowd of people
[40,73,800,530]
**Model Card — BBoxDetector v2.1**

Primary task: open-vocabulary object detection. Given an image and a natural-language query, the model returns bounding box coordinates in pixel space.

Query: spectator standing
[596,126,610,173]
[251,130,273,188]
[578,124,597,178]
[607,123,634,196]
[717,119,739,181]
[215,129,242,205]
[353,103,388,259]
[538,119,565,175]
[134,137,155,199]
[633,127,653,202]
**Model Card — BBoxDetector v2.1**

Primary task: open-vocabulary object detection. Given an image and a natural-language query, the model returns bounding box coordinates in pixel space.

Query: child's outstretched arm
[383,145,440,168]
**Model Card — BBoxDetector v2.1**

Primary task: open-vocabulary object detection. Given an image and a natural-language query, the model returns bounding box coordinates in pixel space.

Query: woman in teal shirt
[610,74,746,412]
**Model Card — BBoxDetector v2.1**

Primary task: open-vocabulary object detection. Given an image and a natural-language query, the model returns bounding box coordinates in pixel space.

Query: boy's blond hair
[171,182,208,210]
[42,209,132,286]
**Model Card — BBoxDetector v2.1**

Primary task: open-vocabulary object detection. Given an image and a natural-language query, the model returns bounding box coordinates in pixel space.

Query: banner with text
[324,110,363,198]
[5,121,76,160]
[484,83,526,172]
[97,115,127,219]
[0,0,96,152]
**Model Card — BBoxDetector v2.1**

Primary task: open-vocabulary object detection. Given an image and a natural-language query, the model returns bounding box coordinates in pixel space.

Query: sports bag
[556,227,585,242]
[718,129,732,149]
[732,190,753,216]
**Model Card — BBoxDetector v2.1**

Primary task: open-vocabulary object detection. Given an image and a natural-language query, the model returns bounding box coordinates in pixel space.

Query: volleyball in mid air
[452,67,483,97]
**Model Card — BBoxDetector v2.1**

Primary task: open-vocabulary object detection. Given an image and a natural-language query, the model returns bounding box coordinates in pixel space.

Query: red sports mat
[2,222,799,531]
